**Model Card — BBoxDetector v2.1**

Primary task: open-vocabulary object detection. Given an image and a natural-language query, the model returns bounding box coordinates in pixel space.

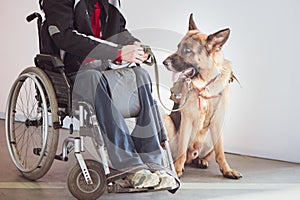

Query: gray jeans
[68,66,163,171]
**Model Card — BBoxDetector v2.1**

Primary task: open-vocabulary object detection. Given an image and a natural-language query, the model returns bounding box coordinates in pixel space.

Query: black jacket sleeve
[43,0,120,61]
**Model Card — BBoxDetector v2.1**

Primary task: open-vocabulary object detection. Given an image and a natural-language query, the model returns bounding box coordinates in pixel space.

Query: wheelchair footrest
[33,147,69,161]
[54,154,69,161]
[107,182,148,193]
[107,181,174,193]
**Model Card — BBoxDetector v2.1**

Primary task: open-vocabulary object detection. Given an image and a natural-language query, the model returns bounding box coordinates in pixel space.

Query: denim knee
[132,66,152,89]
[71,69,107,105]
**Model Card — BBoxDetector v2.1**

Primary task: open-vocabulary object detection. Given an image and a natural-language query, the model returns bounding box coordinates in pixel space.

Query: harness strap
[197,96,201,111]
[196,74,222,98]
[195,74,223,110]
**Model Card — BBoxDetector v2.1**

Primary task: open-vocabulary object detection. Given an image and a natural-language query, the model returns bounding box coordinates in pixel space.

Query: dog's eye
[183,47,192,54]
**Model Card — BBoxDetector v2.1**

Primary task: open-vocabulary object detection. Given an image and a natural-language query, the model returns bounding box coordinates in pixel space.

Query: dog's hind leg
[189,128,212,169]
[163,114,177,140]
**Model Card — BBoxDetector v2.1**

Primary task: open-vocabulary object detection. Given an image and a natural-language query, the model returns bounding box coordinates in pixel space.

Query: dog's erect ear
[206,28,230,53]
[188,13,198,31]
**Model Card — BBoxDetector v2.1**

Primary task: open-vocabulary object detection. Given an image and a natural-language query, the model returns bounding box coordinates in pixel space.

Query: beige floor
[1,119,300,200]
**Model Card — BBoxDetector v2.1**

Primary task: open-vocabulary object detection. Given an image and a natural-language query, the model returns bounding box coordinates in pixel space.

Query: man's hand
[121,43,148,64]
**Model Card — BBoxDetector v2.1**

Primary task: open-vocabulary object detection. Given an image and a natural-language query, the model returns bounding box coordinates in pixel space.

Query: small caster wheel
[67,159,106,200]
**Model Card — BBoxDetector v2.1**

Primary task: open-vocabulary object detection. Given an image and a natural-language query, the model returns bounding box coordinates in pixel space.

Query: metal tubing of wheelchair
[163,142,176,173]
[91,120,110,175]
[62,137,76,160]
[80,136,85,152]
[61,136,94,184]
[78,101,94,116]
[26,12,42,53]
[153,100,176,173]
[75,153,93,185]
[97,145,110,175]
[77,101,110,174]
[74,137,82,153]
[79,105,84,127]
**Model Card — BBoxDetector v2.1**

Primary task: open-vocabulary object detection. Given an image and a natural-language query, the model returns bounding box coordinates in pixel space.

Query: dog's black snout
[163,58,170,66]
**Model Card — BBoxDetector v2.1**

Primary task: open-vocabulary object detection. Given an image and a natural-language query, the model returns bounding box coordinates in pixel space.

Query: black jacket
[41,0,139,74]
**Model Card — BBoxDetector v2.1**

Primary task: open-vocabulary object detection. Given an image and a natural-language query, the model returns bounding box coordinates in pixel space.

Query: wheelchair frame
[5,12,177,200]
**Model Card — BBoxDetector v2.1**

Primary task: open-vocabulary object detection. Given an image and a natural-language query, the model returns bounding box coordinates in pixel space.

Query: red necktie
[91,2,101,38]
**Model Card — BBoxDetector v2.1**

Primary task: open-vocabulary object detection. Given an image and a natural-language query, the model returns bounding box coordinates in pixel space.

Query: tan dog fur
[163,14,242,179]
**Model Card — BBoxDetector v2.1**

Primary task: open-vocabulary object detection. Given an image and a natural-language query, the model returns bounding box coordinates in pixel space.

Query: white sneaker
[126,169,160,189]
[155,171,177,190]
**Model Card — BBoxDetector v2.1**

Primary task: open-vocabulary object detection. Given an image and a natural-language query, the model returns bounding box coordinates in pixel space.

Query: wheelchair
[5,12,178,200]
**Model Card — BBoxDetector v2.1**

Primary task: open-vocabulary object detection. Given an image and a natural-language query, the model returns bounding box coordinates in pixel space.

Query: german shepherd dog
[162,14,242,179]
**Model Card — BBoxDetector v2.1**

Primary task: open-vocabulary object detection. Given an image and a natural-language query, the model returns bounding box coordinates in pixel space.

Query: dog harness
[194,74,222,110]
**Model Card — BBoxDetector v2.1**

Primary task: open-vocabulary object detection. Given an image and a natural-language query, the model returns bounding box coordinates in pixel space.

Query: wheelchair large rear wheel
[5,67,59,180]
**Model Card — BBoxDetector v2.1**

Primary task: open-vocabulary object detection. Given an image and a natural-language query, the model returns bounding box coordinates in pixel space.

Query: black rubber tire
[67,159,106,200]
[5,67,59,180]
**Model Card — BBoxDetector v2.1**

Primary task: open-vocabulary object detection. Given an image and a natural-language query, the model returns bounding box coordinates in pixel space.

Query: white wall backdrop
[0,1,40,118]
[0,0,299,163]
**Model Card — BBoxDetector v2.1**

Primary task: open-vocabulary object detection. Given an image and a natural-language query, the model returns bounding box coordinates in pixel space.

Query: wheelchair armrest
[35,54,65,69]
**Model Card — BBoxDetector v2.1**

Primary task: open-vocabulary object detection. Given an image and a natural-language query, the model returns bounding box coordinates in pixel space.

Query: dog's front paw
[174,160,185,177]
[175,167,184,178]
[174,154,187,177]
[221,169,243,179]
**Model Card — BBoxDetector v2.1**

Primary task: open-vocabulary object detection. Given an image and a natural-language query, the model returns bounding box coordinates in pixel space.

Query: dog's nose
[163,58,170,66]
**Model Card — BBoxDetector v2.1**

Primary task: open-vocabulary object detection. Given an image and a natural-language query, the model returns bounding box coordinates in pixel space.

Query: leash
[142,45,192,112]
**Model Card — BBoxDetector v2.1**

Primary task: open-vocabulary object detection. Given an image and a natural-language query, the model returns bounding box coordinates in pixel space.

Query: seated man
[41,0,177,189]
